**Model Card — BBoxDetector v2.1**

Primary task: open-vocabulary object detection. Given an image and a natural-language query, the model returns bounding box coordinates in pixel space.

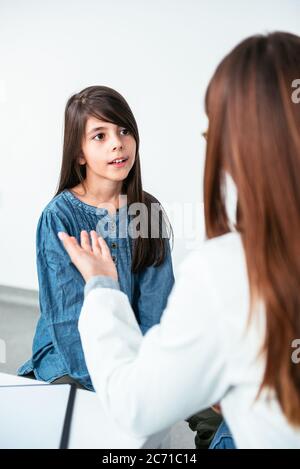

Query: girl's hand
[58,230,118,283]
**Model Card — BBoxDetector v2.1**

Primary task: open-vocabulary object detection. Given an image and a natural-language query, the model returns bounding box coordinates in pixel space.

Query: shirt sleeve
[36,209,93,389]
[133,239,175,335]
[78,251,231,438]
[84,275,120,297]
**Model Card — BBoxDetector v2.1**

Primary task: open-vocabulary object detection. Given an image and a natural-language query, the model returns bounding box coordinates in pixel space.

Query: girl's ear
[78,152,86,165]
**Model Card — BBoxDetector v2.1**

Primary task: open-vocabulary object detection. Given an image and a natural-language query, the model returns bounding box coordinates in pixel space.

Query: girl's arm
[133,240,175,335]
[36,210,93,389]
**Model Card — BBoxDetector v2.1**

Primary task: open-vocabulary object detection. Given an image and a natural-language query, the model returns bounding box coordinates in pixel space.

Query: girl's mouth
[108,157,129,168]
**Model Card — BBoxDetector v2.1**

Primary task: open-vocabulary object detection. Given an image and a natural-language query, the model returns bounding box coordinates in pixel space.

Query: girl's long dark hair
[56,85,172,272]
[204,32,300,426]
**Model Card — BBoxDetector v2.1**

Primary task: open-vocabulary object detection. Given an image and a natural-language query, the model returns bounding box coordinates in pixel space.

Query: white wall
[0,0,299,290]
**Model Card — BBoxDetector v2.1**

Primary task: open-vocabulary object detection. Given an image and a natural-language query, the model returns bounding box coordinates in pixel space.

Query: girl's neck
[71,178,123,210]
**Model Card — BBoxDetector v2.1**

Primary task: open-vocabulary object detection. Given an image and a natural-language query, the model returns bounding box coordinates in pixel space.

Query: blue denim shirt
[18,190,175,390]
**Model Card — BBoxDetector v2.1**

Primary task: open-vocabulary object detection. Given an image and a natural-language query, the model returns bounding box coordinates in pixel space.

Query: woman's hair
[204,31,300,425]
[56,85,172,272]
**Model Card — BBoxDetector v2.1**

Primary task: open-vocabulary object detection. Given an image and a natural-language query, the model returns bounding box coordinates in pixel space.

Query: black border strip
[59,384,77,449]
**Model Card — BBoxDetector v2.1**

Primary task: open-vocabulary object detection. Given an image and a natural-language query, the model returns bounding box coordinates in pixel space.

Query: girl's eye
[94,133,105,141]
[120,128,130,136]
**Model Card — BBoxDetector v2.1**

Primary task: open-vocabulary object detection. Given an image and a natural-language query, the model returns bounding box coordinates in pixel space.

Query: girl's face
[79,116,136,183]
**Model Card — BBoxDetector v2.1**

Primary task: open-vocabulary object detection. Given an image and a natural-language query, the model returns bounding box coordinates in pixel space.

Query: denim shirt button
[111,242,117,249]
[112,255,117,263]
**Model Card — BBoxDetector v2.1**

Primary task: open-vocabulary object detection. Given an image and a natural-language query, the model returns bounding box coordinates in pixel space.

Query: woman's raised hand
[58,230,118,283]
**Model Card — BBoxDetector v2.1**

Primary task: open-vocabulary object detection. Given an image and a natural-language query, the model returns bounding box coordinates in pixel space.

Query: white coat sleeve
[78,252,231,438]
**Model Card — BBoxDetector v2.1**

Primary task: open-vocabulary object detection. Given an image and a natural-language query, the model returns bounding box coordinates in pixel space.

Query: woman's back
[196,233,300,448]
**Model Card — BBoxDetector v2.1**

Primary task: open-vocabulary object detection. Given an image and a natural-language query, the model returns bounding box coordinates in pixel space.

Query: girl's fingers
[80,230,92,252]
[98,236,112,260]
[90,231,102,255]
[69,236,79,246]
[58,232,81,260]
[58,232,79,246]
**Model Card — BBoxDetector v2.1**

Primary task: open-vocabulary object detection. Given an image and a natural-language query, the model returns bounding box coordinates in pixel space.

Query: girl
[18,86,174,391]
[60,32,300,448]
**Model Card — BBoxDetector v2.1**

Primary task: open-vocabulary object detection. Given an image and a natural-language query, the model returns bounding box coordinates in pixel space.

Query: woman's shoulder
[161,232,249,348]
[179,232,248,303]
[171,232,250,345]
[181,232,244,268]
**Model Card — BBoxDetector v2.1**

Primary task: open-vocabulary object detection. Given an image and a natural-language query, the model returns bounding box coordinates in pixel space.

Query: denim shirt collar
[62,189,128,219]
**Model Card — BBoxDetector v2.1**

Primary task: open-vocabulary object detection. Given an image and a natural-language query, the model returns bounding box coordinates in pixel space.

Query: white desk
[0,372,170,449]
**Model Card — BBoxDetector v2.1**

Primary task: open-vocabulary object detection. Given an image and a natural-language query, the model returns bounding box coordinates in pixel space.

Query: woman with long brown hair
[58,32,300,447]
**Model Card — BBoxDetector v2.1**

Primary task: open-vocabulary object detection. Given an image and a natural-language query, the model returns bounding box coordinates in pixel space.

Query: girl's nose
[111,135,123,151]
[112,143,123,151]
